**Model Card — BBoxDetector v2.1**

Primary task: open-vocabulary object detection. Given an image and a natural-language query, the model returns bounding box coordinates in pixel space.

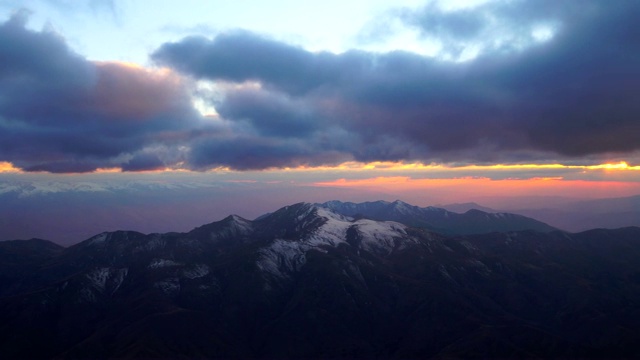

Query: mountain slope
[320,200,557,234]
[1,202,639,358]
[0,238,64,296]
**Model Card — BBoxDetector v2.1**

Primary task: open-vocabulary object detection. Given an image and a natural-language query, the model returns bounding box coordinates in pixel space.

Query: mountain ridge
[319,199,557,235]
[1,201,639,358]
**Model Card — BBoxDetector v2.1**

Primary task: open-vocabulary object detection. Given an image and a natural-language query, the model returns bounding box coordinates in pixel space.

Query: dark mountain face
[1,202,640,359]
[0,238,64,296]
[321,200,557,234]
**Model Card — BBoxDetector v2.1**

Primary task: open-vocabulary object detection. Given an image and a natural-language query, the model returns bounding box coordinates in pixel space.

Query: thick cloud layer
[2,1,640,173]
[154,0,640,167]
[0,12,204,172]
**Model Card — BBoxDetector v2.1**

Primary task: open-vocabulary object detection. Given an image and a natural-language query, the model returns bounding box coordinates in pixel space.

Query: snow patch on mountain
[213,215,254,239]
[139,234,167,252]
[110,268,128,294]
[191,214,254,242]
[149,258,182,269]
[88,232,109,245]
[182,264,210,279]
[467,259,491,277]
[86,267,111,292]
[228,215,253,233]
[155,277,180,296]
[389,200,415,215]
[257,239,308,281]
[354,219,411,255]
[295,205,315,221]
[306,207,352,247]
[459,240,479,253]
[256,205,416,282]
[82,267,129,301]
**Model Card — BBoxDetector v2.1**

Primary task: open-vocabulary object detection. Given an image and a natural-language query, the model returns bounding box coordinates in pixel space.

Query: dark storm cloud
[0,13,202,173]
[154,0,640,166]
[188,134,349,171]
[0,10,93,88]
[121,152,166,172]
[3,1,640,173]
[152,31,374,94]
[215,87,321,138]
[0,12,351,173]
[23,160,107,174]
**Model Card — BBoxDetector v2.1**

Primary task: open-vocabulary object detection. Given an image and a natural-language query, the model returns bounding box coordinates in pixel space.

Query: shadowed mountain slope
[0,202,639,358]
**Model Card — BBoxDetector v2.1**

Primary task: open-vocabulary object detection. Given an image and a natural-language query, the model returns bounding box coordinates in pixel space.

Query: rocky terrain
[1,201,639,358]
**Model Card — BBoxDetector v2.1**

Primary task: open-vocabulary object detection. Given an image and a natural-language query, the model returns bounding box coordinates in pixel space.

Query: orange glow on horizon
[277,161,640,173]
[1,160,639,177]
[312,176,640,199]
[94,167,122,173]
[0,162,21,173]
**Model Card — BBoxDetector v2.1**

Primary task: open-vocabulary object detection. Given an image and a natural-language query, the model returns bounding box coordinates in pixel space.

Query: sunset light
[2,2,640,358]
[0,161,20,173]
[0,0,638,241]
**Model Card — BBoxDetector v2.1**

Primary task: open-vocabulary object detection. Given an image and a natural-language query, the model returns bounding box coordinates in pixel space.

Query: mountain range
[499,195,640,232]
[3,178,640,245]
[1,200,640,358]
[432,195,640,233]
[320,200,557,235]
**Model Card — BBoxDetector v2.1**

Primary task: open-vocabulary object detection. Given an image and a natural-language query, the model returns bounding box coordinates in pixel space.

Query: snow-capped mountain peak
[255,203,415,285]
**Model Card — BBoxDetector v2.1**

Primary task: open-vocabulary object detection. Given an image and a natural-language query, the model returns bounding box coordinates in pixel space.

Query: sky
[1,0,640,239]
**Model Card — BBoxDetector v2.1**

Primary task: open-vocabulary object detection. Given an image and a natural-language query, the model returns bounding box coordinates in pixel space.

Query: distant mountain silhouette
[496,194,640,232]
[437,201,498,214]
[1,202,639,358]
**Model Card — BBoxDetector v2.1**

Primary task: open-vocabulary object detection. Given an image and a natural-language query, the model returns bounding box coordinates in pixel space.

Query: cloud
[0,12,357,173]
[153,30,354,94]
[215,87,321,138]
[187,133,350,171]
[0,13,202,173]
[154,0,640,167]
[387,0,570,58]
[121,152,166,172]
[2,1,640,173]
